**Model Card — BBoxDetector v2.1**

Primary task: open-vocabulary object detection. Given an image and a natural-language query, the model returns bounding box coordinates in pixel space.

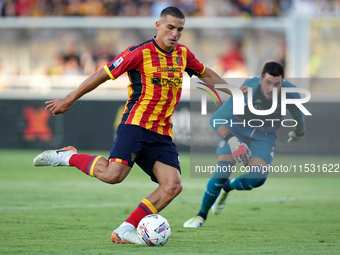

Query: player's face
[260,73,283,100]
[155,15,185,51]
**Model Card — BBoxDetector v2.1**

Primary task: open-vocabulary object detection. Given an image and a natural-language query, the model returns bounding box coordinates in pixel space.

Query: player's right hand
[45,98,71,116]
[227,136,252,164]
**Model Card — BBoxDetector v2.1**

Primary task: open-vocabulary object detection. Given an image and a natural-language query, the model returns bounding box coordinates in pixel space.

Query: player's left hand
[287,130,306,142]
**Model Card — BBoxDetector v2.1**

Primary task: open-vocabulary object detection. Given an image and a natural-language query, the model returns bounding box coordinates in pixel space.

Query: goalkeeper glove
[223,132,251,164]
[287,130,306,143]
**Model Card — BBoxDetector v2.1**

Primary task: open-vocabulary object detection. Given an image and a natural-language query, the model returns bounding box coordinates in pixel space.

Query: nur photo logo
[197,83,312,128]
[196,82,222,115]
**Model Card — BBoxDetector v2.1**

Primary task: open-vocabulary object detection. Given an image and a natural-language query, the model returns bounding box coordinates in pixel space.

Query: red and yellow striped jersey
[104,36,205,138]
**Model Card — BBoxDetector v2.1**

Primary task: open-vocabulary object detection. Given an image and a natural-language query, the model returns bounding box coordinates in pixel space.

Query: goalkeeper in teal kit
[184,62,307,228]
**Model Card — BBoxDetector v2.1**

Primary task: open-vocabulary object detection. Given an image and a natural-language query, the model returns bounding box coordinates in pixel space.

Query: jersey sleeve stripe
[200,65,206,75]
[104,65,115,80]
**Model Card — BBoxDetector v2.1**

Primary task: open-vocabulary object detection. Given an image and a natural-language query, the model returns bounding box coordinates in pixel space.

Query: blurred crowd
[1,0,339,80]
[2,0,340,17]
[44,37,286,78]
[1,0,203,17]
[212,0,340,16]
[45,40,117,76]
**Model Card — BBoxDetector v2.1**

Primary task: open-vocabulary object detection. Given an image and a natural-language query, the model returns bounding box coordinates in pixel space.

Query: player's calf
[226,166,267,191]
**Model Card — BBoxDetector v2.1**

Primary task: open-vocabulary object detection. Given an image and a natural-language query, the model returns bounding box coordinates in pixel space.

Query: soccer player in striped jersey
[33,6,235,244]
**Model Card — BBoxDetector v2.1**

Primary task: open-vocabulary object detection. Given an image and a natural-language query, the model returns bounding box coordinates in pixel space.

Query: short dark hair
[160,6,185,19]
[261,62,284,78]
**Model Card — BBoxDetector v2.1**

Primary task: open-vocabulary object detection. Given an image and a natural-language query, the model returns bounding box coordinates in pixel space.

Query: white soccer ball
[137,214,171,246]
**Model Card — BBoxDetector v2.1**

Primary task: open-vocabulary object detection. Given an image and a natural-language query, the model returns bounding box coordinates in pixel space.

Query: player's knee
[175,182,183,196]
[98,164,129,184]
[162,181,183,200]
[171,181,183,197]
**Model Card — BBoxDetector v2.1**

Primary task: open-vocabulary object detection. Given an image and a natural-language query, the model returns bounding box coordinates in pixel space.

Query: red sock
[69,154,103,177]
[125,198,158,228]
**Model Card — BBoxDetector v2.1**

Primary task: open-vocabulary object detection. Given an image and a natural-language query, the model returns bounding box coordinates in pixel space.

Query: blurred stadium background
[0,0,339,155]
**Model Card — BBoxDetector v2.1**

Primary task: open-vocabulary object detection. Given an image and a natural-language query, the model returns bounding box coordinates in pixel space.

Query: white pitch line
[1,196,340,211]
[0,202,132,211]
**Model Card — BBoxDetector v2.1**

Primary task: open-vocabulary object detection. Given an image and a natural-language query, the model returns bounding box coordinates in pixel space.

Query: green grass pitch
[0,149,339,254]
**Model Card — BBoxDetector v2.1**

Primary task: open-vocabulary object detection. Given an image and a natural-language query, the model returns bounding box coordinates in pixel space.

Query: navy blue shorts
[109,124,181,183]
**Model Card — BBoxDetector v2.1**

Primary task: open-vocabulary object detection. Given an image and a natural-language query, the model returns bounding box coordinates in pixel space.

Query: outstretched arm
[45,68,110,116]
[197,67,248,96]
